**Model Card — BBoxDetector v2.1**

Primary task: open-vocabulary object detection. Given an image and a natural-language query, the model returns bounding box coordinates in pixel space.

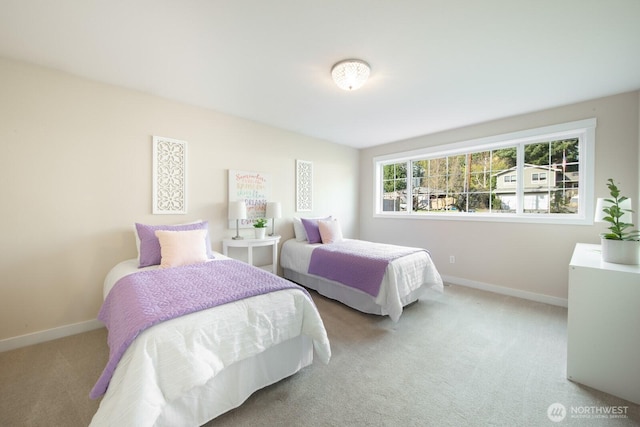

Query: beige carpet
[1,284,638,426]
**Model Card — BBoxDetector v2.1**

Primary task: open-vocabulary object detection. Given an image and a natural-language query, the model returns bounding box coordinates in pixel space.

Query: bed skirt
[283,268,426,317]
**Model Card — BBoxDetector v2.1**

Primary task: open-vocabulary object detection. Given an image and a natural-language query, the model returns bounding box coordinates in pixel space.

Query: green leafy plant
[601,178,639,241]
[253,218,268,228]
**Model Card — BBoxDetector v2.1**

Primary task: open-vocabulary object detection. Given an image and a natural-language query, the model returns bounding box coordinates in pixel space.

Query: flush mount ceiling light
[331,59,370,91]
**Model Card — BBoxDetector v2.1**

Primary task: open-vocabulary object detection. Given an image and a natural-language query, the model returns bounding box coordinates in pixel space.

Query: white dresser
[567,243,640,404]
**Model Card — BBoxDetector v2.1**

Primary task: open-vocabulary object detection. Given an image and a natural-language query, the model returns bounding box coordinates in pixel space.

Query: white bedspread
[91,257,331,427]
[280,239,443,321]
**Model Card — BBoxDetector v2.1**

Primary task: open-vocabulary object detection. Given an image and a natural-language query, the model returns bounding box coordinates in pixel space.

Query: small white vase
[255,227,266,239]
[601,237,640,265]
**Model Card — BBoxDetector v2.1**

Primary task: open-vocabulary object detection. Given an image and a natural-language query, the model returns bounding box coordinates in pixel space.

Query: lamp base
[232,220,243,240]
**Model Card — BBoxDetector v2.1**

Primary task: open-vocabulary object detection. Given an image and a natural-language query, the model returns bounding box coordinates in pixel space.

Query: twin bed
[89,221,330,427]
[281,238,443,322]
[90,218,442,426]
[281,216,443,322]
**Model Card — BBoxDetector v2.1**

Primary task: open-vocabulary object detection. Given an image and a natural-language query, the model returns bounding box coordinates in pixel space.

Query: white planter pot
[601,237,640,265]
[254,227,266,239]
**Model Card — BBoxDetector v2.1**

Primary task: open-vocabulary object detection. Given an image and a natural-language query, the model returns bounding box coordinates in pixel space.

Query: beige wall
[1,54,637,345]
[359,91,640,302]
[0,57,359,343]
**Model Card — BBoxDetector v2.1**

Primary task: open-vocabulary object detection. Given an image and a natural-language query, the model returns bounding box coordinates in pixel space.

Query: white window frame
[373,118,596,225]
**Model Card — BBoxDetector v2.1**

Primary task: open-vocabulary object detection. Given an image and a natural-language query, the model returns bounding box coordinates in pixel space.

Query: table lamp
[228,200,247,240]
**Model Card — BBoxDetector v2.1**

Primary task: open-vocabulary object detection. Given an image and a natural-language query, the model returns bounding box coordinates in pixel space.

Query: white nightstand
[222,236,281,274]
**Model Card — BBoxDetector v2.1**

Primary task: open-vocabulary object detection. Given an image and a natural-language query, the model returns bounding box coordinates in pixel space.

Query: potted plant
[253,218,268,239]
[598,178,640,264]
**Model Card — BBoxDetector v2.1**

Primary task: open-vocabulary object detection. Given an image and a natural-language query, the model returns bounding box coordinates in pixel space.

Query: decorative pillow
[135,221,213,267]
[301,216,331,244]
[134,219,204,260]
[155,229,209,269]
[292,217,307,241]
[318,218,343,244]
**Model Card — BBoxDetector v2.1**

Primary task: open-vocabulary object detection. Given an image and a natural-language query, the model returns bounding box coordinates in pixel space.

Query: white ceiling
[1,1,639,149]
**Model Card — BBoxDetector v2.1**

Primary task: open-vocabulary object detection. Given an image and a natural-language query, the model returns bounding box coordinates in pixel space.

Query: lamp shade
[228,200,247,220]
[266,202,282,219]
[595,197,632,224]
[331,59,370,91]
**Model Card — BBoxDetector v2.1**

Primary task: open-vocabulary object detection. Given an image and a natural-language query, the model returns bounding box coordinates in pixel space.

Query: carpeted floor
[1,284,638,426]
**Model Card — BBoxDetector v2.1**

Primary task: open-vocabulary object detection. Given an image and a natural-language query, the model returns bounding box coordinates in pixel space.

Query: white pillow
[155,229,208,269]
[292,217,307,241]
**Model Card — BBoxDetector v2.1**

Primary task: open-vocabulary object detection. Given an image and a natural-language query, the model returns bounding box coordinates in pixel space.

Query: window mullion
[516,143,525,214]
[406,160,413,213]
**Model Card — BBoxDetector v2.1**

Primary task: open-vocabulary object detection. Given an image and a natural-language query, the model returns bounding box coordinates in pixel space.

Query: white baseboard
[441,274,568,308]
[0,319,103,353]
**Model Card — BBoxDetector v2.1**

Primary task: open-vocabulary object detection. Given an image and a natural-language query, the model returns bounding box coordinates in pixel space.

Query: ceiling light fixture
[331,59,370,91]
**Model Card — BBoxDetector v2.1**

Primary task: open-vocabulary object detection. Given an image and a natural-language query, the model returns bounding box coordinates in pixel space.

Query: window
[382,162,408,212]
[532,172,547,182]
[374,119,596,224]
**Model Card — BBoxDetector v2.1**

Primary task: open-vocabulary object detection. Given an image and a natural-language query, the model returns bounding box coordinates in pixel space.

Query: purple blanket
[308,240,424,297]
[90,259,306,399]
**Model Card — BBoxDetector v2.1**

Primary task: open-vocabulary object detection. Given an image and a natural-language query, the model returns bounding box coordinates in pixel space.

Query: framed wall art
[228,170,271,229]
[152,136,187,214]
[296,159,313,212]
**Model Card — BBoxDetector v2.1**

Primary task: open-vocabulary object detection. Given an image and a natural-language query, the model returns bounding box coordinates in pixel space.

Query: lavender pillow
[301,216,331,244]
[135,221,213,267]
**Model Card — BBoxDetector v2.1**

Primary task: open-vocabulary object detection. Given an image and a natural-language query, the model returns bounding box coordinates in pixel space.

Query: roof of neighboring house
[493,164,561,177]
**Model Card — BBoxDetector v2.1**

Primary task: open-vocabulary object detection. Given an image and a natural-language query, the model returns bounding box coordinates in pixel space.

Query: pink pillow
[155,229,209,268]
[318,219,343,244]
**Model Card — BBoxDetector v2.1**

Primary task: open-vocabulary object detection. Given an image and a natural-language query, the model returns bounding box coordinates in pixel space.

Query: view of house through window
[377,119,595,223]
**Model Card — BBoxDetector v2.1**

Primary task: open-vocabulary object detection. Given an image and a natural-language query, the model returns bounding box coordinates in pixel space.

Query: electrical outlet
[449,255,455,264]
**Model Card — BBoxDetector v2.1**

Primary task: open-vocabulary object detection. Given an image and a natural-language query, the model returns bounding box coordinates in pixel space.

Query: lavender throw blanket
[308,240,425,297]
[90,259,306,399]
